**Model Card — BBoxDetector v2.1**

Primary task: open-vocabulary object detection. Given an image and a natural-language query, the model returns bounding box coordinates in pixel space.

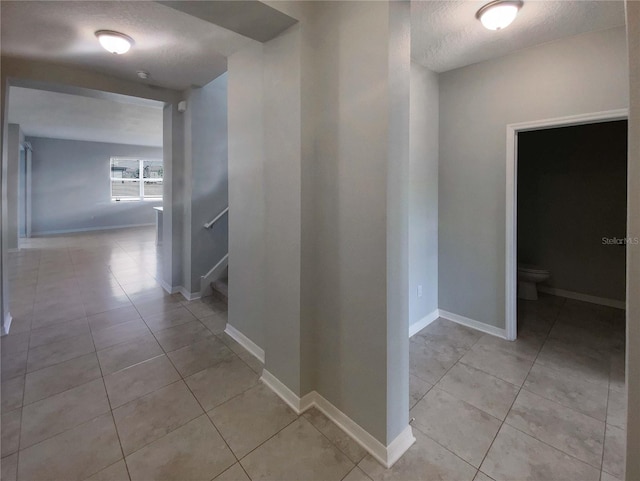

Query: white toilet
[517,264,550,300]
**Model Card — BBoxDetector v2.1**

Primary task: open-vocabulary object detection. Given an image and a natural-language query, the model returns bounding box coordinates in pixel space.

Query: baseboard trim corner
[409,309,439,337]
[260,370,415,468]
[311,392,415,468]
[178,287,201,302]
[260,369,302,412]
[438,309,507,339]
[385,425,417,468]
[225,324,265,363]
[158,279,176,295]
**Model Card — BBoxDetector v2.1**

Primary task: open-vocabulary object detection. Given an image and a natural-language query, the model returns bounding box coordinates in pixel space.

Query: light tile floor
[0,227,628,481]
[410,294,627,481]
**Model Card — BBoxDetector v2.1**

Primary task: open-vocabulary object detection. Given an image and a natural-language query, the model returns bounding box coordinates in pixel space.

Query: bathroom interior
[516,119,627,343]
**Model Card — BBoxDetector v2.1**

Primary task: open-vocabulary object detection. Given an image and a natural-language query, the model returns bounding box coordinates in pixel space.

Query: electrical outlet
[417,285,423,298]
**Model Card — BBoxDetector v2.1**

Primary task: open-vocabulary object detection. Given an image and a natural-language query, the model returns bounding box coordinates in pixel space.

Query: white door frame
[505,108,629,341]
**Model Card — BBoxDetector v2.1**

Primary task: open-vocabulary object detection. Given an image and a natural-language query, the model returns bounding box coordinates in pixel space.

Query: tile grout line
[474,297,565,474]
[126,301,250,473]
[300,410,364,467]
[408,326,506,474]
[90,316,134,481]
[11,250,41,476]
[234,416,300,464]
[409,327,486,414]
[478,299,617,473]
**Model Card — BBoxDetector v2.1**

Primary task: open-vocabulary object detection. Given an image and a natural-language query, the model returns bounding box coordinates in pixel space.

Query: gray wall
[161,101,186,291]
[6,124,22,249]
[518,121,627,302]
[184,74,229,294]
[228,1,412,447]
[439,26,629,329]
[626,2,640,478]
[1,76,9,332]
[18,146,27,238]
[305,1,401,444]
[28,137,162,234]
[409,63,439,326]
[263,22,304,395]
[228,40,266,349]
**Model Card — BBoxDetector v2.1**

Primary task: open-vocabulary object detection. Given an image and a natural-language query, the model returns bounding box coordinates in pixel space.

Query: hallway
[0,227,368,481]
[0,227,628,481]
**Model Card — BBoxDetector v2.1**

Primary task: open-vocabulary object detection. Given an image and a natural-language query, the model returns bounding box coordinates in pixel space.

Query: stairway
[211,275,228,304]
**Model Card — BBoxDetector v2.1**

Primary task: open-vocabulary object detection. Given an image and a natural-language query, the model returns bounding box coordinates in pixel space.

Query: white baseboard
[31,222,155,236]
[178,287,201,302]
[156,280,200,301]
[409,309,439,337]
[2,312,12,336]
[310,391,416,468]
[538,286,625,310]
[158,279,175,295]
[261,369,303,412]
[225,324,265,363]
[438,309,507,339]
[260,370,415,468]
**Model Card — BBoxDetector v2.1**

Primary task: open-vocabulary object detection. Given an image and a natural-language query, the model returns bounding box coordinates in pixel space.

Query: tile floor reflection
[0,227,627,480]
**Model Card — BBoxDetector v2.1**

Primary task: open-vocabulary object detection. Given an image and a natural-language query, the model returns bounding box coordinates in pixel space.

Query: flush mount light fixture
[476,0,523,31]
[95,30,134,54]
[137,70,150,80]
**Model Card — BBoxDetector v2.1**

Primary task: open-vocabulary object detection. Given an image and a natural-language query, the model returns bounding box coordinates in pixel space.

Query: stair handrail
[204,206,229,229]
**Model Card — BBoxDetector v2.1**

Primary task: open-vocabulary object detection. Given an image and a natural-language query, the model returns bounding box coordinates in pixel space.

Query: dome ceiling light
[476,1,523,31]
[95,30,134,55]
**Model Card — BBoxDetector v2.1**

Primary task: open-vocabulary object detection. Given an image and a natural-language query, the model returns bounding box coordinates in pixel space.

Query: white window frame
[110,157,163,202]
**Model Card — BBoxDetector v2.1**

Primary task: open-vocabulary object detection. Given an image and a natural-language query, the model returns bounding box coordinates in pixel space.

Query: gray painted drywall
[385,0,411,443]
[7,124,21,249]
[625,2,639,478]
[518,121,627,302]
[162,102,185,290]
[28,137,162,234]
[1,74,9,332]
[2,57,179,105]
[409,63,439,326]
[158,0,298,43]
[263,23,303,394]
[307,1,410,444]
[227,1,412,446]
[439,26,629,329]
[185,74,229,294]
[227,40,266,349]
[18,146,27,238]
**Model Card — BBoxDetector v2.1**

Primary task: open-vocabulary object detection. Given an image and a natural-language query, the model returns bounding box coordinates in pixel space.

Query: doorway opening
[505,109,628,339]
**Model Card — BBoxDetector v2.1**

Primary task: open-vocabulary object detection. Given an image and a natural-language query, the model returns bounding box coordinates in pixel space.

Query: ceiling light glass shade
[95,30,133,54]
[476,1,523,30]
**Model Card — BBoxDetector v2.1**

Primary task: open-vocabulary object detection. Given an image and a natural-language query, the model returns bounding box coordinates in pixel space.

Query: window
[110,157,163,201]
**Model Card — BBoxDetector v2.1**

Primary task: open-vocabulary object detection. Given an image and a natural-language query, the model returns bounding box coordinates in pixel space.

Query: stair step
[211,277,228,304]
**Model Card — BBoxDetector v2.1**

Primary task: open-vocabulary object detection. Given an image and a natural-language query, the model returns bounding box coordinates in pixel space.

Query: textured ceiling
[0,1,253,90]
[1,1,626,88]
[411,0,626,73]
[8,87,163,147]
